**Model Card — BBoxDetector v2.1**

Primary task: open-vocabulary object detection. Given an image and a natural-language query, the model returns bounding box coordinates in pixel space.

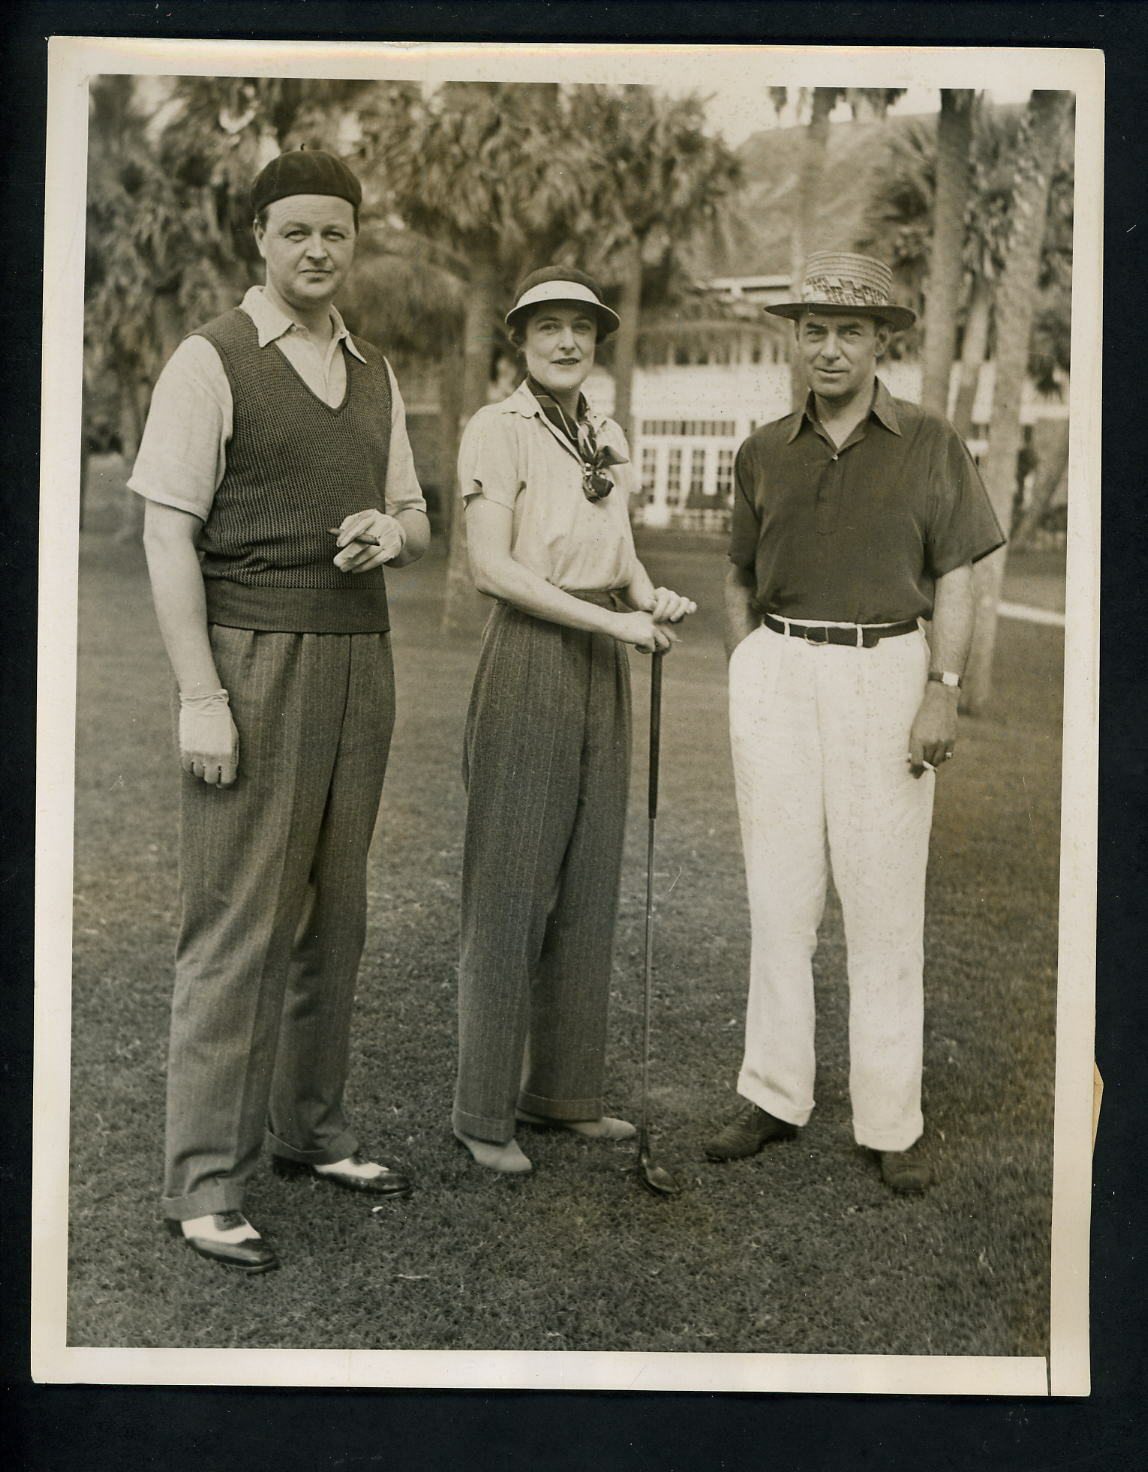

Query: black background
[4,3,1145,1467]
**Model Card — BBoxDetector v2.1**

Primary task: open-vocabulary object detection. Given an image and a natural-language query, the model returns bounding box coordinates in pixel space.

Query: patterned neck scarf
[526,375,625,502]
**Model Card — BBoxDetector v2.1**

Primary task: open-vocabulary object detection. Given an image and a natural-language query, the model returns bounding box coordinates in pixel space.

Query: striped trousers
[162,626,395,1221]
[729,623,935,1152]
[454,599,631,1144]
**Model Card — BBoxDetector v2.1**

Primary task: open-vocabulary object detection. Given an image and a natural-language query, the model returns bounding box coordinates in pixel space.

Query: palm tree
[860,98,1074,435]
[564,86,741,439]
[84,76,411,532]
[953,102,1072,439]
[920,91,976,415]
[772,87,906,404]
[373,82,608,631]
[337,221,469,531]
[84,76,191,536]
[858,102,984,421]
[964,90,1075,714]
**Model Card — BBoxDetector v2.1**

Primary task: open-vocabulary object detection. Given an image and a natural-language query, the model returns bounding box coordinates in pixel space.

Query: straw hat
[765,251,916,332]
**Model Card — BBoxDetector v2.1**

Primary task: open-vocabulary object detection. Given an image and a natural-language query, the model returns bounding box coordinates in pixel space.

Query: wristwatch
[928,670,962,689]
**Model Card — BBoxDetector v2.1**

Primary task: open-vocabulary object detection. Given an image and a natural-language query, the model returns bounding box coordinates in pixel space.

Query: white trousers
[728,623,935,1151]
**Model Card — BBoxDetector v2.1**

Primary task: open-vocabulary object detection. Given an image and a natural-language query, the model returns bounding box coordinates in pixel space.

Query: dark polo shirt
[729,380,1005,623]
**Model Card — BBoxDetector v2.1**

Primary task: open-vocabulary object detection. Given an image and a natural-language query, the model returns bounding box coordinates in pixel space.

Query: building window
[637,419,738,438]
[641,445,659,499]
[716,447,735,499]
[666,447,683,502]
[690,447,707,496]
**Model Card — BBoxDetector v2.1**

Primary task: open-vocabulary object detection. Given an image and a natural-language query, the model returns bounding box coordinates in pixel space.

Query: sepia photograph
[34,36,1101,1395]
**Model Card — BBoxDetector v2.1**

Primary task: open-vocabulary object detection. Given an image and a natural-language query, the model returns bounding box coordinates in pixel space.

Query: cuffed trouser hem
[452,1106,515,1146]
[735,1076,810,1129]
[853,1116,924,1153]
[265,1126,359,1167]
[517,1089,604,1123]
[162,1185,246,1223]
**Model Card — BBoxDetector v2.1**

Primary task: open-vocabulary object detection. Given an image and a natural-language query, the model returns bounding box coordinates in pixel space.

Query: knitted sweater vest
[192,308,393,633]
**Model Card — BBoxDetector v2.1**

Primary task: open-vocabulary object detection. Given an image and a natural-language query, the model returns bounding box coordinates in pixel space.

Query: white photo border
[35,35,1103,1396]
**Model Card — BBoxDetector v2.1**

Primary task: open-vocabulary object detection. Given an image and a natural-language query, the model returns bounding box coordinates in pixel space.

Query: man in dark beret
[130,150,430,1271]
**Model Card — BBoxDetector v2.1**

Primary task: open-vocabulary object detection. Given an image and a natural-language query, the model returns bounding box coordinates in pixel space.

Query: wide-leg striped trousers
[162,626,395,1221]
[729,623,935,1152]
[454,598,631,1144]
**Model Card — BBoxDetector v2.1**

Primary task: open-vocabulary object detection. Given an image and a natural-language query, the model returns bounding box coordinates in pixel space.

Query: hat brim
[765,301,916,332]
[505,282,620,340]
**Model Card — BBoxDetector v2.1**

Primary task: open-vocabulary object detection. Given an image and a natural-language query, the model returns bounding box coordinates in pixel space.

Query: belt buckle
[802,623,830,647]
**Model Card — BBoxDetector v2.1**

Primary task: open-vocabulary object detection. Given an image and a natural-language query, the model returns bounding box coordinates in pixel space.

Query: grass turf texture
[66,518,1062,1356]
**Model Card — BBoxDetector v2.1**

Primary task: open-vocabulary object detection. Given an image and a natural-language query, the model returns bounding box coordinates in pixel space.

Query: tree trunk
[952,276,992,439]
[963,91,1072,715]
[113,366,147,543]
[921,91,975,415]
[1010,415,1070,551]
[788,88,836,408]
[610,234,643,441]
[442,246,500,635]
[435,341,464,546]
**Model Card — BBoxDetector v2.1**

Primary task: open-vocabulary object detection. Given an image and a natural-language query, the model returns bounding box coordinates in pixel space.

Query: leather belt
[762,613,919,649]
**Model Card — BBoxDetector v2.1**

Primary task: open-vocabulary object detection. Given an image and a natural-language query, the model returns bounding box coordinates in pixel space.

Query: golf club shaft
[648,647,662,820]
[642,651,663,1136]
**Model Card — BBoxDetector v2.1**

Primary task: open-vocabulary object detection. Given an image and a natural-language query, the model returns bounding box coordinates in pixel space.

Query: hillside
[689,111,938,280]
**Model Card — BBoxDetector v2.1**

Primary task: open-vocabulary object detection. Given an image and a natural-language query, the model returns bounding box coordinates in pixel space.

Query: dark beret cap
[250,149,363,215]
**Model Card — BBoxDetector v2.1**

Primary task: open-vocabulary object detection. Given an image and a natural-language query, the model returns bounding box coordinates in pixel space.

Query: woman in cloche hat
[451,266,696,1174]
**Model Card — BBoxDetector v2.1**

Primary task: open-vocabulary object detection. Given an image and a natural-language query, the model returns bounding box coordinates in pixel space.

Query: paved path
[998,601,1066,628]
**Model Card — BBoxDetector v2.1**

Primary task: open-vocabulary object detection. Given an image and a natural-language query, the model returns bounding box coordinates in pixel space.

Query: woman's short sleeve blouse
[457,381,639,593]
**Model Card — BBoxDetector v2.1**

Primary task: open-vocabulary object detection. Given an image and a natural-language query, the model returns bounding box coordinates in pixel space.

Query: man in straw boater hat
[704,251,1005,1191]
[130,149,430,1270]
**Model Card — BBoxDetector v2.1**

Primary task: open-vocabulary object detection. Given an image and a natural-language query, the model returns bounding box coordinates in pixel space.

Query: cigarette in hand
[328,528,381,546]
[921,760,937,772]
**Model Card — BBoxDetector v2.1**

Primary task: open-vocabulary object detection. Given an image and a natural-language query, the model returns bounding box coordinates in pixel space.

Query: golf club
[636,648,681,1197]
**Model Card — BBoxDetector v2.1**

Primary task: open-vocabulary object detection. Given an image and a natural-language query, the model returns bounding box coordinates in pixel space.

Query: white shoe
[517,1111,637,1141]
[181,1211,259,1244]
[453,1130,533,1174]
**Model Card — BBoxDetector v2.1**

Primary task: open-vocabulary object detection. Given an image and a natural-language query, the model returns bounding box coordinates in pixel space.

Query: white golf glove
[179,688,239,786]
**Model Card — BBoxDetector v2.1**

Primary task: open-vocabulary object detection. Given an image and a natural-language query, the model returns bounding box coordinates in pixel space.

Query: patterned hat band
[801,275,891,308]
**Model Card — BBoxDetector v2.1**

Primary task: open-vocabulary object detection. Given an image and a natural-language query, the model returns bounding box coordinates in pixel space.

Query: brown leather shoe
[704,1100,798,1161]
[272,1151,413,1197]
[877,1146,934,1193]
[168,1213,280,1273]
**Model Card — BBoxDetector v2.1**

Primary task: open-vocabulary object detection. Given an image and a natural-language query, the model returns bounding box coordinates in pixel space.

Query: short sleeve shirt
[728,380,1005,623]
[128,286,426,522]
[457,379,639,592]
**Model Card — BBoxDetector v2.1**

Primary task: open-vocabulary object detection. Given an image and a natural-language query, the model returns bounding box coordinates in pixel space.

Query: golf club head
[637,1128,681,1197]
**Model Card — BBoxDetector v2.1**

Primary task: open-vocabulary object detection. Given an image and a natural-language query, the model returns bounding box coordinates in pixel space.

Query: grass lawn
[65,517,1063,1358]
